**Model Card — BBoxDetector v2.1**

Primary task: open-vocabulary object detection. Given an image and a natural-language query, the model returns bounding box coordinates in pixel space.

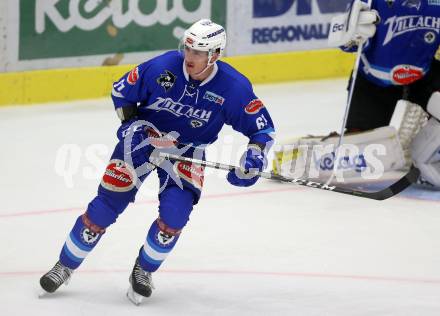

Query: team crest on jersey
[402,0,421,10]
[203,91,225,105]
[245,99,265,114]
[127,67,139,85]
[190,120,204,128]
[101,159,136,192]
[157,70,176,92]
[391,65,424,85]
[425,31,437,43]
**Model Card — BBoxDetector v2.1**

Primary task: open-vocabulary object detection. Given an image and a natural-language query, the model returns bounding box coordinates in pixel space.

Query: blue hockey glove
[227,146,267,187]
[117,119,151,167]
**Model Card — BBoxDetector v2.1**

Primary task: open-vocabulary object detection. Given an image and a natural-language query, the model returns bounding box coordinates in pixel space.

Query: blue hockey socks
[59,213,105,269]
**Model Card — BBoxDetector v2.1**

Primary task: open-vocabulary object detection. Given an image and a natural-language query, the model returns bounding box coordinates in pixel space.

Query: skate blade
[126,286,144,306]
[38,287,50,298]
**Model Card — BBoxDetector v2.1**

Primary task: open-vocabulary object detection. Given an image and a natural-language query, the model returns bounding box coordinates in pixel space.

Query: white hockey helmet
[182,19,226,59]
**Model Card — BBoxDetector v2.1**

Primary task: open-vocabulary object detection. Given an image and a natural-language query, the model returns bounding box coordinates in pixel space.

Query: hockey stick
[326,0,373,185]
[160,152,419,201]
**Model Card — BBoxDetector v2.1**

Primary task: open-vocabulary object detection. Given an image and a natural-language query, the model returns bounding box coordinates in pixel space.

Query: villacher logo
[383,15,440,45]
[147,97,212,122]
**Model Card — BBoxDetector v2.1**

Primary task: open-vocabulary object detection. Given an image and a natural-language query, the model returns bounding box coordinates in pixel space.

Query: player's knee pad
[149,217,182,250]
[86,192,129,228]
[158,186,194,229]
[156,217,182,237]
[411,117,440,187]
[81,212,106,235]
[60,212,105,269]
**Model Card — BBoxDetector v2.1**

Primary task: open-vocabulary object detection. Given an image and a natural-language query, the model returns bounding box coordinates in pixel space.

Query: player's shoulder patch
[127,66,139,85]
[245,99,265,114]
[156,70,177,92]
[147,51,182,91]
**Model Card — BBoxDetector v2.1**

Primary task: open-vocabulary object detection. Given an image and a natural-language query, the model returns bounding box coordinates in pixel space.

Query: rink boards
[0,49,354,106]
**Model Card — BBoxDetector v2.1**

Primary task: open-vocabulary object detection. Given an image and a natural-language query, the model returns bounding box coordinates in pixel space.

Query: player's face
[184,46,214,80]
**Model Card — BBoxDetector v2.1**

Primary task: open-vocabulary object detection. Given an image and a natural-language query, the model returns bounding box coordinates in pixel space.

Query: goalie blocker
[273,126,406,181]
[328,0,379,48]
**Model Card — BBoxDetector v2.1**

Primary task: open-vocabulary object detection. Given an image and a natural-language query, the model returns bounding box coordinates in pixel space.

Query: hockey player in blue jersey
[325,0,440,185]
[39,19,275,304]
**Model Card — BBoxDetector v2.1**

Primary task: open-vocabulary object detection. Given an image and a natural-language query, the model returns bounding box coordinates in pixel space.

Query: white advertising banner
[0,0,227,72]
[0,0,350,72]
[226,0,350,56]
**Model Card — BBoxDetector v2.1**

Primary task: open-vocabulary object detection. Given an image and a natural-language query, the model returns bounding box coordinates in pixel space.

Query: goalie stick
[160,152,419,201]
[327,0,373,186]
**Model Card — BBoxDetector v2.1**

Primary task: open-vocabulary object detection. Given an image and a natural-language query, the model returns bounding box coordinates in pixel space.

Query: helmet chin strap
[192,52,216,78]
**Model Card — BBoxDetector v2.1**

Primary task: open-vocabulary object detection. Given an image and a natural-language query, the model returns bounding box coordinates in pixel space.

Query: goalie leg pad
[427,91,440,120]
[275,126,406,180]
[411,117,440,187]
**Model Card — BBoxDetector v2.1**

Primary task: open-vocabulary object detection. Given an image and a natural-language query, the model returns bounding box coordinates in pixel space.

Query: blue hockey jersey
[111,51,275,146]
[348,0,440,87]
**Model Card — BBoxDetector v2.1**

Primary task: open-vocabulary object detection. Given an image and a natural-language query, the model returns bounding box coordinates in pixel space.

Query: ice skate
[126,258,155,305]
[39,261,73,297]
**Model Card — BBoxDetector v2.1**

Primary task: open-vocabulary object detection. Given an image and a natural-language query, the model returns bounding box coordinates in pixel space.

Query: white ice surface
[1,79,440,316]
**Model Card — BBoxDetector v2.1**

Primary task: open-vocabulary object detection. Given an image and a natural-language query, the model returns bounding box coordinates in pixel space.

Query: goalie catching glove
[328,0,379,48]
